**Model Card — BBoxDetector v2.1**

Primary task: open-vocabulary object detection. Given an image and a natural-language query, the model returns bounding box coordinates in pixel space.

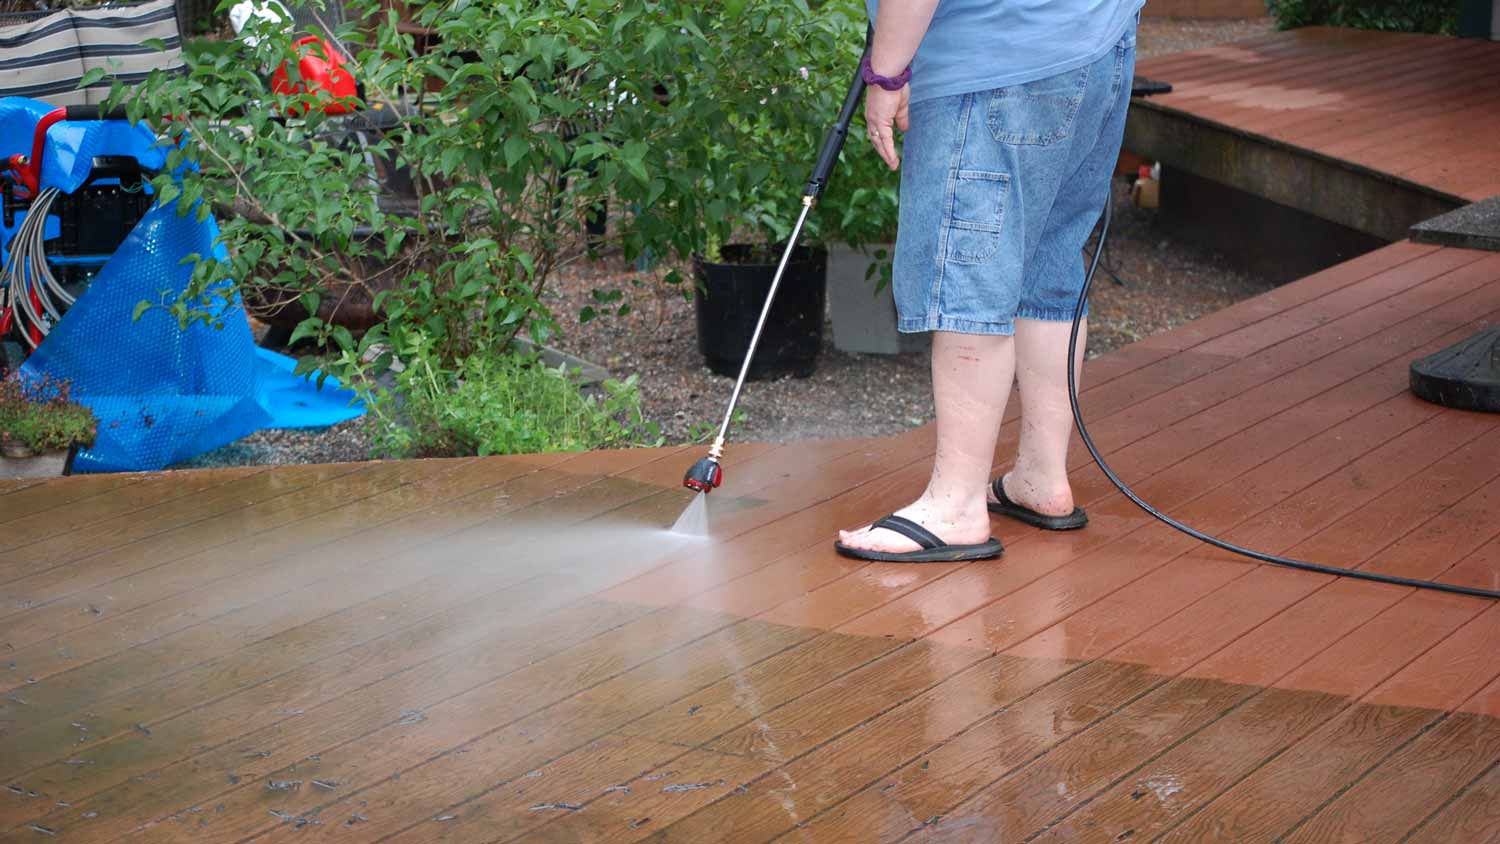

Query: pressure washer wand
[683,34,872,493]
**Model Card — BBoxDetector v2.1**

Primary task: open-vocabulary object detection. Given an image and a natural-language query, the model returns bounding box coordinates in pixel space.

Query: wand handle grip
[804,25,872,200]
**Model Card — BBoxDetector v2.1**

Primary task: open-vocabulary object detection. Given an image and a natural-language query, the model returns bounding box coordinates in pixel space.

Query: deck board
[3,242,1500,842]
[1133,27,1500,202]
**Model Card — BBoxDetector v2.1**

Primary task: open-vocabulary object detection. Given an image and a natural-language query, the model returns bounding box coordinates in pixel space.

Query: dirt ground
[187,15,1282,466]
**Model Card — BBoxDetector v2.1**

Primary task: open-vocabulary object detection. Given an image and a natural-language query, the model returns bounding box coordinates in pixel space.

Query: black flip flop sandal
[834,514,1003,563]
[988,478,1088,531]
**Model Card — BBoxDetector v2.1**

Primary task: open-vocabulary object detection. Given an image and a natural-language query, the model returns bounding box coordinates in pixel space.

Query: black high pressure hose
[1070,195,1500,600]
[686,29,1498,600]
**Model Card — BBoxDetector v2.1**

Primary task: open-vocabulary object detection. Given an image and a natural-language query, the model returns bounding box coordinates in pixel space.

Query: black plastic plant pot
[693,244,827,381]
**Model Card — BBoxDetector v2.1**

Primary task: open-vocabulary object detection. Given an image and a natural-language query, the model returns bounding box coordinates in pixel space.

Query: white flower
[798,66,809,80]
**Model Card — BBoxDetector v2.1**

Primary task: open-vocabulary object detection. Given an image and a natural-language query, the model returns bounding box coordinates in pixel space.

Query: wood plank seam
[0,462,373,600]
[0,447,693,682]
[0,443,888,821]
[1016,589,1482,843]
[645,572,1325,844]
[1277,712,1462,843]
[884,592,1490,844]
[0,475,151,528]
[0,451,708,778]
[0,464,641,769]
[1399,757,1500,844]
[863,293,1500,649]
[0,466,278,556]
[1147,605,1500,843]
[378,638,998,844]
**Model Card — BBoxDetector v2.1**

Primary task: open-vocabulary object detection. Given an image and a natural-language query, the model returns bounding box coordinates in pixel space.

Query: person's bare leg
[839,331,1014,553]
[992,316,1086,516]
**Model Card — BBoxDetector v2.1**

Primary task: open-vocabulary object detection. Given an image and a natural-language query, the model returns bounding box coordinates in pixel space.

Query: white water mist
[670,494,711,536]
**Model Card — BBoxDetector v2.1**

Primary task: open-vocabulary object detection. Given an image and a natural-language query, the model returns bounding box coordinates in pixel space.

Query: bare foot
[837,494,992,554]
[988,472,1076,517]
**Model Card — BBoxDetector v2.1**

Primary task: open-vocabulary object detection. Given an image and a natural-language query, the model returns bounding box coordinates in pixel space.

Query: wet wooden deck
[1128,28,1500,245]
[1134,27,1500,202]
[3,239,1500,842]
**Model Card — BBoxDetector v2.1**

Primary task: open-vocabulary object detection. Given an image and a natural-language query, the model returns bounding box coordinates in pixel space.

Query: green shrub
[117,0,863,360]
[357,336,660,458]
[1265,0,1461,34]
[0,377,97,455]
[110,0,865,454]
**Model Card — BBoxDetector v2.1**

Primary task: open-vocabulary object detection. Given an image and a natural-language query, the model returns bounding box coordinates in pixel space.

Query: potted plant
[818,109,927,356]
[0,376,96,478]
[683,0,864,380]
[693,240,829,380]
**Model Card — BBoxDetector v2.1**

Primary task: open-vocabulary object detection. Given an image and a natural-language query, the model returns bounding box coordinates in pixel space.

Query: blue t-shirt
[867,0,1146,104]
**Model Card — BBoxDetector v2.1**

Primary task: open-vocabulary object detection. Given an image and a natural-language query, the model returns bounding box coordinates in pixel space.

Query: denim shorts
[893,25,1137,335]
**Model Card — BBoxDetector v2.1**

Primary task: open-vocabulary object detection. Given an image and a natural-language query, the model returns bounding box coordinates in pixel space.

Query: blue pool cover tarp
[1,97,363,473]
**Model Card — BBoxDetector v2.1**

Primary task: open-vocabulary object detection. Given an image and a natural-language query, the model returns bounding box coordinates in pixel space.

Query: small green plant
[0,377,97,456]
[1264,0,1461,34]
[353,335,661,458]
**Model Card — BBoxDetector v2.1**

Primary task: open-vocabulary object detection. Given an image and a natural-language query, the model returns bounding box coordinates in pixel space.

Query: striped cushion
[0,0,184,106]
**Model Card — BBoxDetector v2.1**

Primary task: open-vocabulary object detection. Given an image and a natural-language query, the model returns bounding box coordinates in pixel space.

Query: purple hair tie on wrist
[860,54,912,91]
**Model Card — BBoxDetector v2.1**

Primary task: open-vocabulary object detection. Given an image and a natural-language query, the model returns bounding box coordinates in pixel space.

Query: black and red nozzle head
[683,456,723,493]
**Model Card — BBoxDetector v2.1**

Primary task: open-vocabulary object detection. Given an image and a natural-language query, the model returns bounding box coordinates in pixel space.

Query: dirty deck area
[2,238,1500,842]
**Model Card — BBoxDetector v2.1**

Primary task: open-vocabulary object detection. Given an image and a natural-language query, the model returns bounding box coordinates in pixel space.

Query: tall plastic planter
[693,245,827,381]
[827,242,928,356]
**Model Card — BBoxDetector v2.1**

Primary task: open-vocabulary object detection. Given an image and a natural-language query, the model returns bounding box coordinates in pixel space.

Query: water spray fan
[683,33,871,494]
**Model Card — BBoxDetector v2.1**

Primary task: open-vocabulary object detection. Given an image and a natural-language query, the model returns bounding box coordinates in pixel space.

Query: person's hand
[864,84,909,171]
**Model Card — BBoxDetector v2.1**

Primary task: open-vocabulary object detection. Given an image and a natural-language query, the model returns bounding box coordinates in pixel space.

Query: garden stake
[684,32,871,494]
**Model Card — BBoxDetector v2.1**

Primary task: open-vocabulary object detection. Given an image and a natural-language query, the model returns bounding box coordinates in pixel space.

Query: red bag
[271,36,357,115]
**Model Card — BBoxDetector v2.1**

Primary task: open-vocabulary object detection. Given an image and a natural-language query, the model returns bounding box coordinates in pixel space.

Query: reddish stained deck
[1134,27,1500,201]
[1,239,1499,842]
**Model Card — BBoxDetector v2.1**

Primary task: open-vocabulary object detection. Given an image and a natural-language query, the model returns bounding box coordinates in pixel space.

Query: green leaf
[287,320,321,347]
[643,27,667,54]
[440,145,464,174]
[503,134,529,168]
[645,178,667,207]
[611,7,641,38]
[78,68,109,89]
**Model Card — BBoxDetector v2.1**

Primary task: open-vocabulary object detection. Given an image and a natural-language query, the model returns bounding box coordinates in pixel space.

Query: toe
[838,524,920,554]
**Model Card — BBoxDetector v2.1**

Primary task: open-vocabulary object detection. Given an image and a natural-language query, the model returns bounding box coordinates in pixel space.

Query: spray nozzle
[682,456,723,493]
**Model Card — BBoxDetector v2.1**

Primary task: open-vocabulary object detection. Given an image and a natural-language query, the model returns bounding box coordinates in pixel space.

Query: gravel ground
[179,16,1280,467]
[542,177,1273,445]
[1136,17,1275,60]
